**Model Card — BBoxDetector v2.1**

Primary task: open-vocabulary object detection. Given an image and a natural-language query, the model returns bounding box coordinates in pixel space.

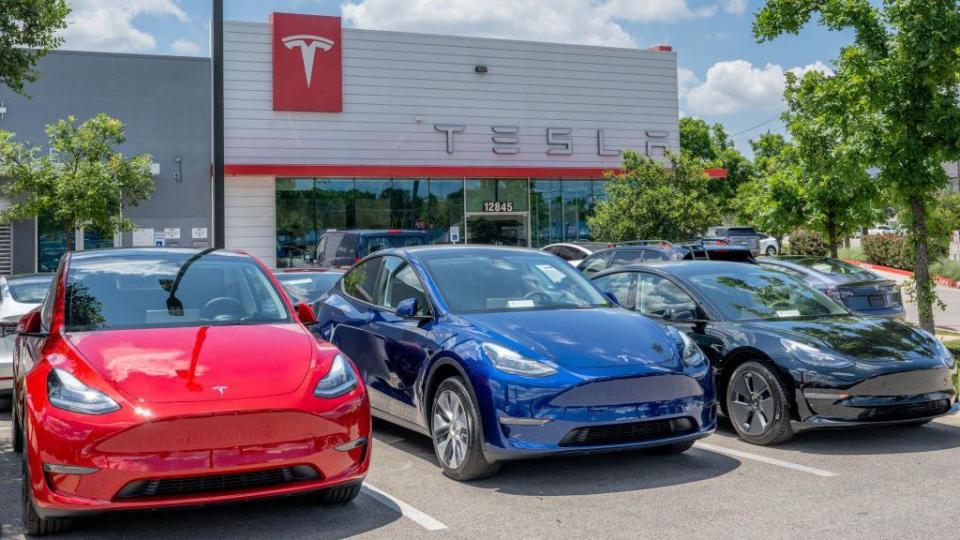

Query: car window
[728,228,755,236]
[612,250,645,266]
[636,274,699,320]
[688,268,847,321]
[593,272,636,310]
[642,249,671,262]
[579,251,612,275]
[6,276,52,304]
[791,258,877,281]
[360,234,425,256]
[758,262,806,279]
[41,263,64,332]
[63,251,290,331]
[275,272,342,304]
[554,246,579,261]
[342,257,383,304]
[377,256,431,315]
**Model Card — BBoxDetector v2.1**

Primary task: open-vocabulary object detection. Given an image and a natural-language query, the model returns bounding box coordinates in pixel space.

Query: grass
[930,258,960,282]
[837,246,865,261]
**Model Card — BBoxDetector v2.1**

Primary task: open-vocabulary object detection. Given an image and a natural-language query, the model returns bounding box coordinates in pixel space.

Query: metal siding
[224,176,276,267]
[223,23,679,169]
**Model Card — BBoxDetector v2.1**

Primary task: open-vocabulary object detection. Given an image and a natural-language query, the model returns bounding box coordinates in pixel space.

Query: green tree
[755,0,960,332]
[1,0,70,94]
[782,70,881,257]
[680,117,754,216]
[588,151,721,242]
[0,114,155,250]
[734,136,806,242]
[679,117,716,160]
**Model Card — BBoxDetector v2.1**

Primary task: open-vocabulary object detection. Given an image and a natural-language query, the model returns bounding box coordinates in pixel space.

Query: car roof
[381,244,549,258]
[322,229,427,236]
[68,247,253,263]
[272,267,344,273]
[595,260,759,278]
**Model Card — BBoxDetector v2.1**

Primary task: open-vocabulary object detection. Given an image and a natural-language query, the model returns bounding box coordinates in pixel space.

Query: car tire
[642,439,695,455]
[430,377,500,481]
[725,362,794,446]
[311,483,362,505]
[22,437,72,536]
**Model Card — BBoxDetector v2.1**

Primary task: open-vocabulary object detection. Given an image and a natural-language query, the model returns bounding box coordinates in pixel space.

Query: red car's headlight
[47,368,120,415]
[313,354,358,398]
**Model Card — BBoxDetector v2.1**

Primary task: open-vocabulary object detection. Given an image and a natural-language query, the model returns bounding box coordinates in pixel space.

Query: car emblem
[211,385,228,396]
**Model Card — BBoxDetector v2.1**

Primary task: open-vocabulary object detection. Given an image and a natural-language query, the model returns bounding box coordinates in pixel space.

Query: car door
[592,271,637,310]
[364,255,438,427]
[632,271,726,365]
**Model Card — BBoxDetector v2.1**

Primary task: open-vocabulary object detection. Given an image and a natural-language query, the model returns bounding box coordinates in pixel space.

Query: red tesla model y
[11,248,370,535]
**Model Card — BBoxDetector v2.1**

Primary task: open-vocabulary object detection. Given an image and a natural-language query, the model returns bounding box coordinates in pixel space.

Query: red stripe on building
[224,164,729,179]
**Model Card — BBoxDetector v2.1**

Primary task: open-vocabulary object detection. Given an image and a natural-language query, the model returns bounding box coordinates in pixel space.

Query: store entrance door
[465,213,529,247]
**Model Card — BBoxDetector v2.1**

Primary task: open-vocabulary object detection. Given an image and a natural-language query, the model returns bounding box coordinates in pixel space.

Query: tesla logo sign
[272,13,342,112]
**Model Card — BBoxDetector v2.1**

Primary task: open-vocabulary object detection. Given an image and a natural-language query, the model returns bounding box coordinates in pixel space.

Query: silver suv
[705,226,778,256]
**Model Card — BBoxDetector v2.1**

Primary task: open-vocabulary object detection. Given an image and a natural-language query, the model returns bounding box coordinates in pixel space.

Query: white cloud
[685,59,833,115]
[677,67,700,100]
[60,0,188,52]
[722,0,748,14]
[171,38,200,54]
[787,60,834,78]
[340,0,724,48]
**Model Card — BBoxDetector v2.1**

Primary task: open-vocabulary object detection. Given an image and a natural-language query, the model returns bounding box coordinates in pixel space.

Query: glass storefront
[275,177,607,267]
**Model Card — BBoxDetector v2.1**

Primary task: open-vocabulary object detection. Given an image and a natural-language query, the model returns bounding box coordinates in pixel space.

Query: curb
[843,259,960,290]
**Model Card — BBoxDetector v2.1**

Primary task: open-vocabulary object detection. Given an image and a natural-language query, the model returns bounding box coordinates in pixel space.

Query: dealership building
[1,12,686,272]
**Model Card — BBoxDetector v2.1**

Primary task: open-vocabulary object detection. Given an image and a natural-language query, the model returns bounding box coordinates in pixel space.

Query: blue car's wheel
[430,378,500,481]
[726,362,794,445]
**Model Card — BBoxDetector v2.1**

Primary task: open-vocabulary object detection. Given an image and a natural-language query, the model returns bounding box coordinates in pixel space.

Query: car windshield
[276,272,342,303]
[420,250,610,313]
[687,267,848,321]
[6,276,52,303]
[361,234,424,255]
[64,250,290,331]
[788,258,878,281]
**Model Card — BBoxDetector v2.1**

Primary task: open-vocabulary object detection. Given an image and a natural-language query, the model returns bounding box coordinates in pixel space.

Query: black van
[314,230,429,268]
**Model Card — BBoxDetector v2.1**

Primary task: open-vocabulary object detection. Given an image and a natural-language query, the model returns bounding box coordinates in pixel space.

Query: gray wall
[0,50,212,273]
[224,22,679,168]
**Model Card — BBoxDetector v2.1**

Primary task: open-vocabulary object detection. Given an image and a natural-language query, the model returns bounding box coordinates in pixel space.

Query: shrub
[837,246,865,261]
[930,258,960,282]
[787,229,826,256]
[862,234,949,270]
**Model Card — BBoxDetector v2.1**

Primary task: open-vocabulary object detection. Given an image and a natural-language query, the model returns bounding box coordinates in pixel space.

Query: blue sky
[58,0,855,154]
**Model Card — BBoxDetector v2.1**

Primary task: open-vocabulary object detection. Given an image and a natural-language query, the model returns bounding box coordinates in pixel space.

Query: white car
[0,274,52,404]
[867,224,897,235]
[758,234,780,256]
[542,242,608,266]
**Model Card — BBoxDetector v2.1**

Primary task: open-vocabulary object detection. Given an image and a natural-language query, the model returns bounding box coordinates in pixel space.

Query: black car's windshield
[6,276,52,303]
[276,272,342,303]
[688,267,848,321]
[65,250,290,331]
[788,258,878,282]
[421,250,610,313]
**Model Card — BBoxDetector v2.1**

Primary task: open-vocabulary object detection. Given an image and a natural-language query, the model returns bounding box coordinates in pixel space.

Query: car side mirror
[604,291,620,306]
[666,308,696,321]
[396,298,428,319]
[17,310,45,336]
[295,302,318,325]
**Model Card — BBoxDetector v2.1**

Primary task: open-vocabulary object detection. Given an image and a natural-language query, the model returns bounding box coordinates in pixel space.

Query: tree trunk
[826,218,839,258]
[909,196,935,332]
[64,226,75,252]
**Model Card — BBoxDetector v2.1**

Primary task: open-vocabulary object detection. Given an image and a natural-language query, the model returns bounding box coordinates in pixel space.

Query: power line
[730,114,781,137]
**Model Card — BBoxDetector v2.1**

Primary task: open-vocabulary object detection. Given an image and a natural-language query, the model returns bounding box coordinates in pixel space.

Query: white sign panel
[449,226,460,243]
[154,231,165,247]
[192,227,208,240]
[132,228,154,247]
[164,227,181,240]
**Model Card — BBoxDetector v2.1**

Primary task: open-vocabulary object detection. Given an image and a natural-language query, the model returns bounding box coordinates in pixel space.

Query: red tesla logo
[271,13,342,112]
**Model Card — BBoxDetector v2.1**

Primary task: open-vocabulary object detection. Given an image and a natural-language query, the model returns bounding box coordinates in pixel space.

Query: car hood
[67,324,314,403]
[742,316,937,362]
[458,308,681,372]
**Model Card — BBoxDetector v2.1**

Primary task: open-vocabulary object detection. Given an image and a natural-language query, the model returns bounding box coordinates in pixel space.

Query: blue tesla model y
[313,246,716,480]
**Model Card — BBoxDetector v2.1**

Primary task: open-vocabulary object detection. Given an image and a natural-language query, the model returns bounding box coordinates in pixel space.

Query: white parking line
[363,483,448,531]
[697,442,836,477]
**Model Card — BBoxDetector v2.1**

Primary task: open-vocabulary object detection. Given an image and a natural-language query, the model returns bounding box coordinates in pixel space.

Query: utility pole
[212,0,225,248]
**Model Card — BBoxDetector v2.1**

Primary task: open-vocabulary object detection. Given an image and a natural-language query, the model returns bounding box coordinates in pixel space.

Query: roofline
[48,49,211,63]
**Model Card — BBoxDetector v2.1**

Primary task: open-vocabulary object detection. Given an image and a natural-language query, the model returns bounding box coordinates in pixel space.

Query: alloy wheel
[729,371,775,435]
[432,389,469,469]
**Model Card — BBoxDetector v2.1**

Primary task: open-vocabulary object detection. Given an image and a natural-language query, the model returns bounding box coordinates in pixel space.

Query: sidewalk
[869,268,960,332]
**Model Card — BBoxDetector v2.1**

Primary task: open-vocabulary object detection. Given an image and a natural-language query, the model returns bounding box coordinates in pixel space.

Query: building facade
[0,51,212,274]
[223,13,681,267]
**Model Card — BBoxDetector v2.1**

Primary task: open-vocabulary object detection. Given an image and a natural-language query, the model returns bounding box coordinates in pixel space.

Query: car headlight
[314,353,359,398]
[482,343,557,377]
[781,339,854,368]
[666,326,706,367]
[47,368,120,414]
[916,329,956,368]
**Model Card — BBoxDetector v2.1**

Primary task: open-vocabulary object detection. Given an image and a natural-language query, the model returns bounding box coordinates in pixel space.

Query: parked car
[274,268,345,305]
[591,262,958,445]
[757,234,780,256]
[758,257,905,319]
[542,242,608,266]
[0,274,53,405]
[313,246,716,480]
[867,224,898,236]
[577,243,754,276]
[12,249,370,535]
[705,226,768,255]
[314,230,429,268]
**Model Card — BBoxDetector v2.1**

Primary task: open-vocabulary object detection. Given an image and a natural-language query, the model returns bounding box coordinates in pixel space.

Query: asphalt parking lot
[3,411,960,539]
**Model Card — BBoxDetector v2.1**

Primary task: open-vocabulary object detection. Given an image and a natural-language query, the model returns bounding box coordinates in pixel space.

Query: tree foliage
[755,0,960,332]
[734,133,806,241]
[0,114,155,249]
[0,0,70,94]
[680,117,754,216]
[588,151,721,243]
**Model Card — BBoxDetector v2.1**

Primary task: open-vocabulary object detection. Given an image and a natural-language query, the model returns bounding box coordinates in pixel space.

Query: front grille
[116,465,319,499]
[559,417,696,447]
[864,399,950,422]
